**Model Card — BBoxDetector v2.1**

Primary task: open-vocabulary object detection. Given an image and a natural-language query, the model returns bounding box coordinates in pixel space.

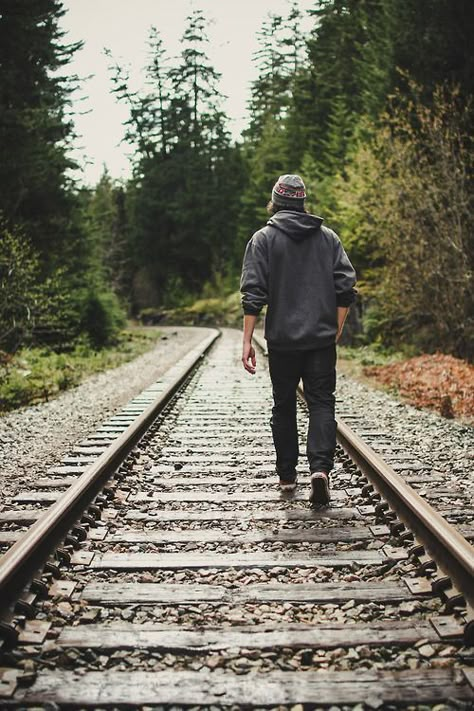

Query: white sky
[59,0,315,187]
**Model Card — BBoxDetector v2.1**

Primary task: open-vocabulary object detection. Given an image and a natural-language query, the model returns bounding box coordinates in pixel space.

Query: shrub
[0,224,85,353]
[0,225,40,352]
[81,289,126,349]
[332,83,473,360]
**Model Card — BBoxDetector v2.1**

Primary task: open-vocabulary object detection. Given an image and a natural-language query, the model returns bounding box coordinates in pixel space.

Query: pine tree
[245,12,295,144]
[106,48,157,160]
[302,0,395,170]
[82,170,131,301]
[239,8,308,243]
[146,27,170,156]
[238,115,289,249]
[0,0,82,269]
[0,1,126,350]
[391,0,474,101]
[114,10,242,310]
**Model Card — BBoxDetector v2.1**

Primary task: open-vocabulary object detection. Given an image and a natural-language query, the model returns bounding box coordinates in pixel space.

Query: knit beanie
[271,174,306,208]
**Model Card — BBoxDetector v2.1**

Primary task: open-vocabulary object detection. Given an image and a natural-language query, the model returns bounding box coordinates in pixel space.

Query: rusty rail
[0,330,220,620]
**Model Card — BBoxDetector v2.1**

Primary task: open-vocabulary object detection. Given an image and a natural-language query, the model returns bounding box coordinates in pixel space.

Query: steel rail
[252,332,474,642]
[0,329,220,618]
[337,421,474,618]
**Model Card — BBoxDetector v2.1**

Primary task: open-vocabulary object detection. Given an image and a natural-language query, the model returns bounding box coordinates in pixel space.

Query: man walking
[240,175,356,506]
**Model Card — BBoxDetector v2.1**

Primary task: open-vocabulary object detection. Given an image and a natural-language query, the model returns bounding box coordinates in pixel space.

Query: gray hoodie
[240,210,356,351]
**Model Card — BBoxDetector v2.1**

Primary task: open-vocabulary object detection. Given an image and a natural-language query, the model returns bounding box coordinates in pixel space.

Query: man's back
[241,209,355,351]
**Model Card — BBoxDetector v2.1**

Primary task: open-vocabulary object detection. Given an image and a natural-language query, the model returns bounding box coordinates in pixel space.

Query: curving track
[0,328,473,708]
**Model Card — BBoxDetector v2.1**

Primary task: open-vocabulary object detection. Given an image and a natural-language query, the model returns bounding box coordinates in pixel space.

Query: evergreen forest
[1,0,473,364]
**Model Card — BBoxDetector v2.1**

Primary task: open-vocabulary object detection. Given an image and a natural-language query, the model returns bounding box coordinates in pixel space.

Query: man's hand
[336,306,349,343]
[242,314,258,374]
[242,341,256,374]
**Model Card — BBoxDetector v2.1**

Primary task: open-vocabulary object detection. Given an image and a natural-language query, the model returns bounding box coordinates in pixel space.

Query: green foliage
[390,0,474,101]
[200,271,239,300]
[302,0,395,170]
[0,328,162,412]
[238,0,473,361]
[245,9,305,144]
[0,1,128,357]
[0,0,82,268]
[0,226,41,353]
[31,272,83,349]
[111,12,245,312]
[339,343,407,367]
[0,225,83,352]
[238,115,289,248]
[238,7,309,245]
[0,350,77,410]
[2,1,473,363]
[338,84,473,358]
[163,290,243,328]
[81,289,126,349]
[80,170,131,305]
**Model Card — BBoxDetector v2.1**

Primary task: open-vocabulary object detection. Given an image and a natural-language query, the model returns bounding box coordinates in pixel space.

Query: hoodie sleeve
[333,236,357,307]
[240,232,269,316]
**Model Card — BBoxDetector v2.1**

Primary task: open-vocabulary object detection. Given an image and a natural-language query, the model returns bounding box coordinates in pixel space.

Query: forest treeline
[1,0,473,359]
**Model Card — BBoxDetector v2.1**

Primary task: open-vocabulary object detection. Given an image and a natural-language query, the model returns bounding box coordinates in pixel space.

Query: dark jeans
[268,345,337,479]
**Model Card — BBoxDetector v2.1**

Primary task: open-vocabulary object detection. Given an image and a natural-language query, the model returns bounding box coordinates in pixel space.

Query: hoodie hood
[267,210,323,241]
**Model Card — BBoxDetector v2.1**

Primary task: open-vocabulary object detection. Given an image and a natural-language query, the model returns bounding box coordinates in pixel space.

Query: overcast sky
[60,0,314,186]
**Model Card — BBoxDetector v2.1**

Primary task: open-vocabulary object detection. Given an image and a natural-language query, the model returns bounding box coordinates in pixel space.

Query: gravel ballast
[336,371,474,512]
[0,327,214,499]
[0,326,472,518]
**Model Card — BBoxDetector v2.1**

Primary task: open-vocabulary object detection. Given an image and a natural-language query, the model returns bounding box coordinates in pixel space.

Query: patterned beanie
[271,174,306,208]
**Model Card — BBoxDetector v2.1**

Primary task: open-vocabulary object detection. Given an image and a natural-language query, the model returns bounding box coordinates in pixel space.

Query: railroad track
[0,328,473,707]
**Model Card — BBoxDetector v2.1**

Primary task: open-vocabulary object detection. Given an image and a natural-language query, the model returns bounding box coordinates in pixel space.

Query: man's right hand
[242,342,256,374]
